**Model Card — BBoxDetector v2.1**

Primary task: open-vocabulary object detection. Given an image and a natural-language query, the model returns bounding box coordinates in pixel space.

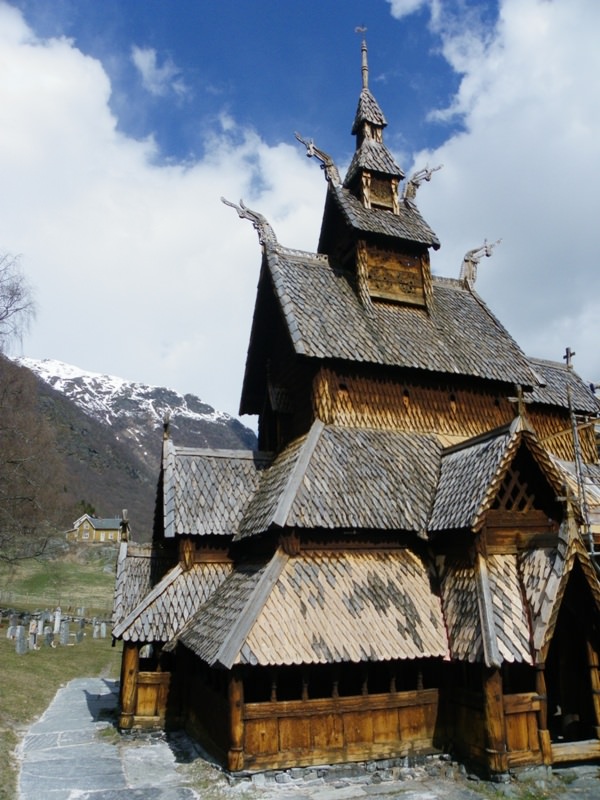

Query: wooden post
[482,667,508,775]
[227,670,245,771]
[586,639,600,738]
[536,665,552,764]
[119,642,139,729]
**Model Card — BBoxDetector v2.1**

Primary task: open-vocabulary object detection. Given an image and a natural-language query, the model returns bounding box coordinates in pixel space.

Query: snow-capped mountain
[15,357,256,468]
[12,357,256,538]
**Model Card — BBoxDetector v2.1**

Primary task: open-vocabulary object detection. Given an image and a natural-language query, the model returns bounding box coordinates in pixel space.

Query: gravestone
[15,625,27,655]
[28,619,37,650]
[93,623,100,639]
[75,629,84,644]
[44,626,53,647]
[53,606,61,635]
[60,620,70,646]
[100,622,107,639]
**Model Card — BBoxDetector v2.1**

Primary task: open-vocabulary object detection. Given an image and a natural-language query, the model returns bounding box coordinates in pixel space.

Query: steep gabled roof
[429,420,569,533]
[527,357,600,414]
[344,140,403,185]
[178,548,448,668]
[112,541,173,628]
[240,248,541,415]
[324,184,439,246]
[439,553,533,667]
[352,87,387,133]
[236,421,441,539]
[163,438,272,538]
[112,560,232,642]
[518,512,600,663]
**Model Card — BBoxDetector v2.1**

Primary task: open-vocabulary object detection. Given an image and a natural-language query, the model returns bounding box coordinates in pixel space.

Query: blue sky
[1,0,599,422]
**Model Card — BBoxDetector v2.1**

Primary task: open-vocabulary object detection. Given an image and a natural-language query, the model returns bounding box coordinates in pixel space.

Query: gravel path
[16,677,600,800]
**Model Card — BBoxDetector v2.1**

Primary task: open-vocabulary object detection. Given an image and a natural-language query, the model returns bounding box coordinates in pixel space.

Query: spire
[345,35,404,203]
[361,34,369,90]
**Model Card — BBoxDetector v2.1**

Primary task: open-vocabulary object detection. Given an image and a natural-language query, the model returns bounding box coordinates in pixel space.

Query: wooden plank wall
[445,689,487,765]
[134,671,171,726]
[241,689,439,770]
[503,693,543,768]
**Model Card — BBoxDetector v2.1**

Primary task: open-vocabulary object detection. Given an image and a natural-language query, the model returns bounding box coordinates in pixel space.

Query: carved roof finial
[355,27,369,89]
[459,238,501,287]
[403,164,443,204]
[295,132,341,186]
[221,197,278,248]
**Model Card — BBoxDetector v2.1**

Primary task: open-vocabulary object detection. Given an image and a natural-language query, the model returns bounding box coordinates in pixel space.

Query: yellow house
[66,514,123,544]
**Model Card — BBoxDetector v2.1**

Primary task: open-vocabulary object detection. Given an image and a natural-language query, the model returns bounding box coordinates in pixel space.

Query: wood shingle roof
[163,439,272,538]
[237,422,441,539]
[327,185,438,246]
[112,560,232,643]
[527,357,600,414]
[178,548,448,668]
[262,247,540,387]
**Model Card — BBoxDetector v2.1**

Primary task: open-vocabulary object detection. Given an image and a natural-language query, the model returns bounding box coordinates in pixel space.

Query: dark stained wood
[228,670,245,771]
[239,689,439,771]
[119,642,139,730]
[535,667,553,765]
[482,669,508,774]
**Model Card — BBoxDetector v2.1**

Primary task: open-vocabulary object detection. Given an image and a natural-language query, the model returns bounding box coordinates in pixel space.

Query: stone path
[17,677,200,799]
[16,677,600,800]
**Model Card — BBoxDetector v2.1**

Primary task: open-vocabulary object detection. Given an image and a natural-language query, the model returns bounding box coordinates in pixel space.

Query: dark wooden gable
[484,443,563,553]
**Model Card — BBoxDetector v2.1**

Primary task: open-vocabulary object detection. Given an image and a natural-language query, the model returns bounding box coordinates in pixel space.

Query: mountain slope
[14,358,257,539]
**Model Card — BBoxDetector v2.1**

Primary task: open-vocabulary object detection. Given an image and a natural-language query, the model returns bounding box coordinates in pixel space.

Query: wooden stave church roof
[112,41,600,668]
[240,244,542,416]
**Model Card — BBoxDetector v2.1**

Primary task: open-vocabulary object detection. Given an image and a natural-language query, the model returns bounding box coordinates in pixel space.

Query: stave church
[112,40,600,777]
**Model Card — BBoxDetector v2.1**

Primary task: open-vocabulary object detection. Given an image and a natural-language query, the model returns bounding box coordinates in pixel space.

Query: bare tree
[0,255,64,560]
[0,253,35,352]
[0,357,68,561]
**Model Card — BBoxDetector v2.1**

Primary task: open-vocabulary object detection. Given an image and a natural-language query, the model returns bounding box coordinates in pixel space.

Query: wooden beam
[586,638,600,737]
[119,642,139,729]
[482,668,508,775]
[228,670,245,771]
[535,666,552,765]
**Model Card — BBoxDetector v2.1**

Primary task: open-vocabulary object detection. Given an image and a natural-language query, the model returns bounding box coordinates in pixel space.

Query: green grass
[0,633,122,800]
[0,548,121,800]
[0,545,117,617]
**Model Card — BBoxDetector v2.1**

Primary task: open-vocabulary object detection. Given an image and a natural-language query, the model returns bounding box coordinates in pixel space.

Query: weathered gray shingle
[179,548,448,667]
[163,438,272,538]
[237,422,441,539]
[265,249,539,389]
[527,357,600,413]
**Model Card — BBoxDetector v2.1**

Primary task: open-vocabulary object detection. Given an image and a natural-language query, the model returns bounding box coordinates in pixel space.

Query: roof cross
[563,346,576,368]
[508,384,530,419]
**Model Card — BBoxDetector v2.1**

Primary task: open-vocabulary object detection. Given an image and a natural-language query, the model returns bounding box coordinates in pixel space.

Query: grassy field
[0,632,122,800]
[0,545,120,799]
[0,543,117,618]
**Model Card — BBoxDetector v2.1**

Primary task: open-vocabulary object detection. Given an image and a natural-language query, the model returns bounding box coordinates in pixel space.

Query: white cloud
[407,0,600,385]
[1,0,599,430]
[131,45,187,97]
[387,0,437,20]
[0,5,324,420]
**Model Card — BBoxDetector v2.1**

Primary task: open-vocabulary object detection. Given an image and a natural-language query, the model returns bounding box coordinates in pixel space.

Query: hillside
[12,358,257,540]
